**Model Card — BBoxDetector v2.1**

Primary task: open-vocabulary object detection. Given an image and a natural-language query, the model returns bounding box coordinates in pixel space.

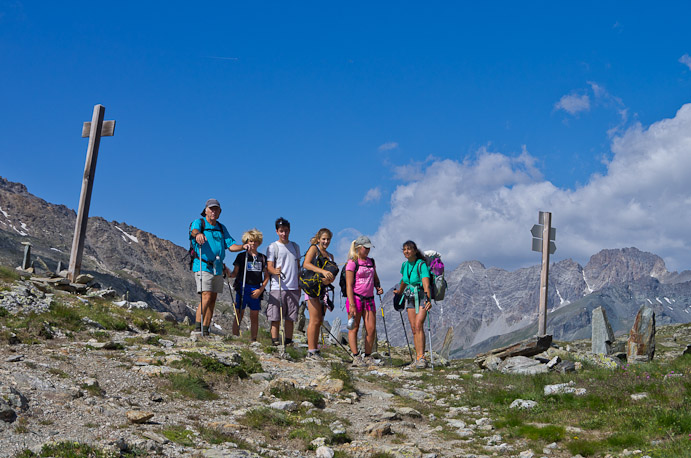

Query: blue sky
[3,2,691,292]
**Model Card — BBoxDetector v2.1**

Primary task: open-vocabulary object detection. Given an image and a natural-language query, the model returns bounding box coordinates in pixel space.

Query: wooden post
[538,211,552,336]
[67,104,115,282]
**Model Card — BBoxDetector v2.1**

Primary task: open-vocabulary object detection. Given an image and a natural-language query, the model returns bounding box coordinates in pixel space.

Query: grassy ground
[425,355,691,457]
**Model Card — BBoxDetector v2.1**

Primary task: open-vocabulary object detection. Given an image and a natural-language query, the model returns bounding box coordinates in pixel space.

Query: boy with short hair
[266,217,301,346]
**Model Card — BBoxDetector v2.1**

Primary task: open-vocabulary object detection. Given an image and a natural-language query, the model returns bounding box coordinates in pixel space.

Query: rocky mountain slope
[378,249,691,358]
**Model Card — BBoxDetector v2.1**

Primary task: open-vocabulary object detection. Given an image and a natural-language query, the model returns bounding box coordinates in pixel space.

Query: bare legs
[196,292,217,327]
[307,297,323,351]
[348,307,376,355]
[407,308,427,360]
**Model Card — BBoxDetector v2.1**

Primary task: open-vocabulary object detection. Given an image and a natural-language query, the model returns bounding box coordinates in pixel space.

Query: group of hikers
[190,198,435,369]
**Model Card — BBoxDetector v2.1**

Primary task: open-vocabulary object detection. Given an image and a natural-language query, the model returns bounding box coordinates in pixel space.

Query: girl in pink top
[345,235,384,365]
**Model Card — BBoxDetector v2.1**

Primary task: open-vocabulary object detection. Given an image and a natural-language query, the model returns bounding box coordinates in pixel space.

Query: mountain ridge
[2,175,691,357]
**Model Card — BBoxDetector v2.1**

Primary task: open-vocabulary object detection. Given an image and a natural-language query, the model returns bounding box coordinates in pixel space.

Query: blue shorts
[235,284,262,311]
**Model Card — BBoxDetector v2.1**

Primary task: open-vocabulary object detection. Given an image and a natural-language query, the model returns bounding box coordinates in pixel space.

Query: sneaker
[414,357,428,369]
[306,351,324,362]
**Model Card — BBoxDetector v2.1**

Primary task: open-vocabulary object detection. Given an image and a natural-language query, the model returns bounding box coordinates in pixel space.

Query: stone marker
[627,305,655,363]
[440,327,454,360]
[329,317,341,344]
[21,242,31,270]
[591,306,615,355]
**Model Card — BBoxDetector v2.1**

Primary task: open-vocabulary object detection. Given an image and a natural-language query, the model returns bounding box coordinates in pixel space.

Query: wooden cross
[67,104,116,282]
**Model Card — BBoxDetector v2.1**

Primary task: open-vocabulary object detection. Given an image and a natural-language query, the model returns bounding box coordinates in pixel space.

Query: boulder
[364,422,392,438]
[591,306,615,355]
[316,446,335,458]
[269,401,297,411]
[499,356,549,375]
[0,400,17,423]
[510,399,538,410]
[627,306,655,363]
[126,410,154,424]
[475,335,552,368]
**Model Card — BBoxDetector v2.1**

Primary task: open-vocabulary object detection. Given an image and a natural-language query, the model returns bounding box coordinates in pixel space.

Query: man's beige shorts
[195,271,224,294]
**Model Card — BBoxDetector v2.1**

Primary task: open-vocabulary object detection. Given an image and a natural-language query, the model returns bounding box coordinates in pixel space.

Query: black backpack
[339,258,375,297]
[299,244,339,298]
[187,218,228,270]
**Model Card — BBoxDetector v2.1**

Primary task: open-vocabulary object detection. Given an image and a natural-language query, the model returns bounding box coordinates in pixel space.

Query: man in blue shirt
[190,199,247,336]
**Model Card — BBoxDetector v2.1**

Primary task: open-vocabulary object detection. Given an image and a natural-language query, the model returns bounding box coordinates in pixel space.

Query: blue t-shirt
[190,218,235,274]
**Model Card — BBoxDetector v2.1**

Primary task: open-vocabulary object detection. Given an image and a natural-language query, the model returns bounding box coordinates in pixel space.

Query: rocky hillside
[0,176,200,320]
[1,274,689,458]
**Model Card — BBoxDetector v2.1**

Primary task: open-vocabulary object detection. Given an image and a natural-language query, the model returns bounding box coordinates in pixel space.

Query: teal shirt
[190,218,235,274]
[400,259,430,288]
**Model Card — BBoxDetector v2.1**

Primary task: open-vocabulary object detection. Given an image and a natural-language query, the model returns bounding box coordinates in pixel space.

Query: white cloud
[679,54,691,70]
[362,187,382,204]
[393,163,425,181]
[378,142,399,151]
[555,93,590,115]
[367,103,691,288]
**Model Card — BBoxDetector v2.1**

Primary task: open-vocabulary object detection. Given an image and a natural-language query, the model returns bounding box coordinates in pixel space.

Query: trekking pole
[226,275,242,337]
[279,273,285,349]
[320,323,354,361]
[199,245,205,336]
[399,310,414,364]
[240,250,249,310]
[427,305,434,368]
[378,294,392,366]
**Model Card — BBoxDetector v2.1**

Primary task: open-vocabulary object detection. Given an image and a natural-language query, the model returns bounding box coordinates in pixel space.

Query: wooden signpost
[67,104,116,282]
[531,211,556,336]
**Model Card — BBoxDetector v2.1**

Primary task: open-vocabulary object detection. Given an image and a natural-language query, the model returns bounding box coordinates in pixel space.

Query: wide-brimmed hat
[354,235,374,248]
[201,198,221,216]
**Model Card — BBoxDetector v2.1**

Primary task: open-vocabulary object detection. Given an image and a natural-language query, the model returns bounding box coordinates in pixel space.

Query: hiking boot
[363,355,383,366]
[271,338,280,346]
[351,354,365,367]
[284,338,294,347]
[414,357,428,369]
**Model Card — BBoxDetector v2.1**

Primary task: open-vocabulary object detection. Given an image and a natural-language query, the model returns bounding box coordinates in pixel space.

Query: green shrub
[269,384,325,408]
[517,424,565,442]
[161,425,195,447]
[329,362,356,393]
[15,440,112,457]
[242,407,293,429]
[167,373,217,400]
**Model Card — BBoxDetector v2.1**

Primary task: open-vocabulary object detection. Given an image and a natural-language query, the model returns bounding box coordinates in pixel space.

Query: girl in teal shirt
[393,240,432,368]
